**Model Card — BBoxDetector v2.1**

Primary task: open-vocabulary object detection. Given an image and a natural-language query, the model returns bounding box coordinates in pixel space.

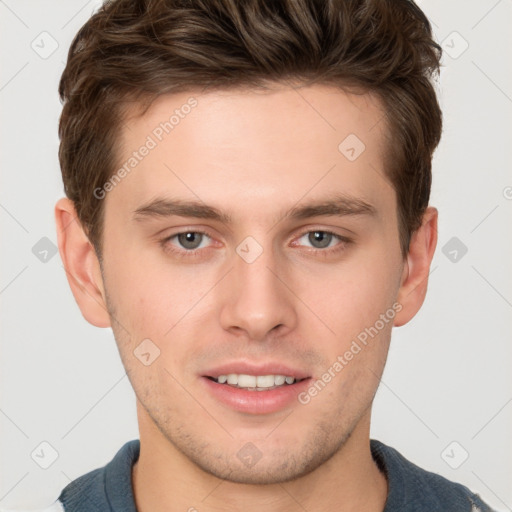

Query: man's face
[100,84,405,484]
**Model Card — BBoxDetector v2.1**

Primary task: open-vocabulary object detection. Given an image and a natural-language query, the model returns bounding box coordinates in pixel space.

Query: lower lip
[201,377,311,415]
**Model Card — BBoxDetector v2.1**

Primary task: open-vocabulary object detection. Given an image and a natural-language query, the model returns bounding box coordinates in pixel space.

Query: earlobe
[394,207,438,327]
[54,198,111,328]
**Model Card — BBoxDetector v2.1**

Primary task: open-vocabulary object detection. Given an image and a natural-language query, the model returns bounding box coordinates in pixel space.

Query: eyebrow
[132,193,377,224]
[286,194,376,220]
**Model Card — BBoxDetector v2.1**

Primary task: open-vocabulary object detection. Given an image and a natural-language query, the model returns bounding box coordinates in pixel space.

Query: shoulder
[58,439,140,511]
[371,440,495,512]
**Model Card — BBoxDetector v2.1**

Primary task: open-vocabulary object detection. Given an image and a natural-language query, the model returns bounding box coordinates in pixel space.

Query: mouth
[200,364,312,414]
[206,373,308,391]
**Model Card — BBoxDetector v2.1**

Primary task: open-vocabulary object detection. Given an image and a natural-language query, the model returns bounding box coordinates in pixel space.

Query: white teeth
[274,375,286,386]
[237,374,257,387]
[214,374,297,389]
[256,375,275,388]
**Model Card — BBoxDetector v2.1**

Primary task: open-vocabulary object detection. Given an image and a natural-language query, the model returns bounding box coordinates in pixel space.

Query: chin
[170,425,352,486]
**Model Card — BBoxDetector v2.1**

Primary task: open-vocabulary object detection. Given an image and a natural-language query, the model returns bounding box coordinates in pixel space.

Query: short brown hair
[58,0,442,257]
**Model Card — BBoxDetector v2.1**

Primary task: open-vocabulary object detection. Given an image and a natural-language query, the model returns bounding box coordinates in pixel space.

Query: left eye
[169,232,211,250]
[297,231,342,249]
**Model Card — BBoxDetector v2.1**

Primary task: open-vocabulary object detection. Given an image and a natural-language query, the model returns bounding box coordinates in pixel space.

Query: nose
[219,243,298,341]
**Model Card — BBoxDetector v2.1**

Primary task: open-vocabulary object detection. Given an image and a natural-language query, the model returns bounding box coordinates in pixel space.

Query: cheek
[299,254,399,339]
[104,250,211,339]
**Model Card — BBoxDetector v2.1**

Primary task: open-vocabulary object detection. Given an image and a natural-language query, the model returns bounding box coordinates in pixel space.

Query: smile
[207,373,306,391]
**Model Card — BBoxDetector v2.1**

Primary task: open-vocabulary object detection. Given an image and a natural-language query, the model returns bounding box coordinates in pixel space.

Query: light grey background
[1,0,511,510]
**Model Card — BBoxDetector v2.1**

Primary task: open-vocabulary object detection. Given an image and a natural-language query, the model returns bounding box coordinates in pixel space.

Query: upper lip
[202,361,311,380]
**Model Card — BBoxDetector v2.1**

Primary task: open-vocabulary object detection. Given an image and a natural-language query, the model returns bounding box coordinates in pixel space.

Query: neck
[132,405,387,512]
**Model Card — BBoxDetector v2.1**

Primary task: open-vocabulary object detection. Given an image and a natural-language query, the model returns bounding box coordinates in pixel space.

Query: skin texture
[55,83,437,512]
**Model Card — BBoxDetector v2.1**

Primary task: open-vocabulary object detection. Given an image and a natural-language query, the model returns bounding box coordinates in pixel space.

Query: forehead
[109,83,393,222]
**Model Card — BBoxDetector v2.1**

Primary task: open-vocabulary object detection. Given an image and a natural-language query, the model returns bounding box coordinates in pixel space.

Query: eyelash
[159,229,217,259]
[160,229,352,259]
[293,229,352,257]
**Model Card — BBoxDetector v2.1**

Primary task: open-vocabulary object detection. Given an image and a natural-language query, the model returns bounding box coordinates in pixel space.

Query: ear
[54,198,111,328]
[394,206,438,327]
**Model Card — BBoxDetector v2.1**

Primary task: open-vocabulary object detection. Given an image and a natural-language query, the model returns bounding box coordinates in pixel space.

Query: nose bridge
[219,237,297,339]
